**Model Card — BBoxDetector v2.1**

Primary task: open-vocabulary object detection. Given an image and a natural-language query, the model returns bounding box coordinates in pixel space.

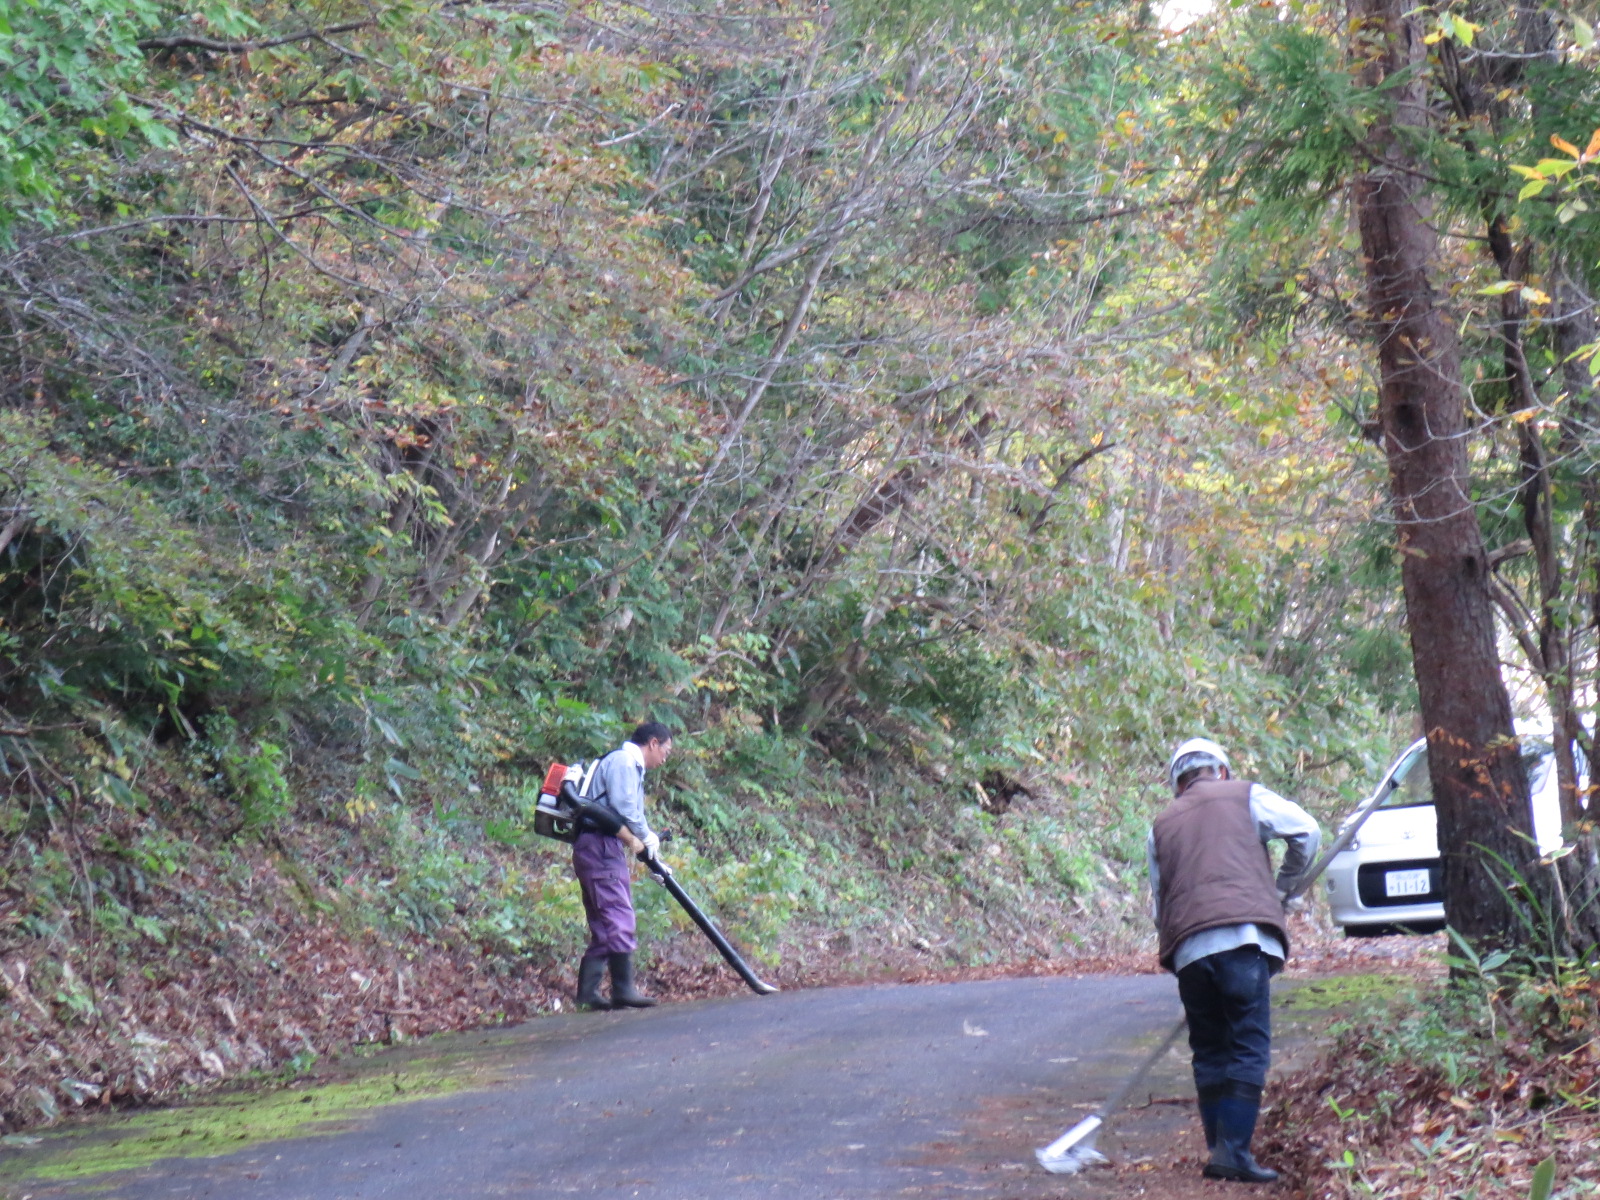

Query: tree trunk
[1349,0,1539,947]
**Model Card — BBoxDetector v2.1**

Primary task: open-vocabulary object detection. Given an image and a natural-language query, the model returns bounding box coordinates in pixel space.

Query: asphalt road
[7,974,1194,1199]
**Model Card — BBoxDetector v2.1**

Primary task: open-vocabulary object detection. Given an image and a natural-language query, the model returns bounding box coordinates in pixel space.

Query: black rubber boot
[607,952,658,1008]
[1202,1081,1279,1184]
[576,956,611,1011]
[1196,1084,1225,1154]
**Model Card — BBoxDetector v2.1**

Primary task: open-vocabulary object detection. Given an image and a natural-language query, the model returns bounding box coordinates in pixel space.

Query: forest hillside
[3,0,1599,1176]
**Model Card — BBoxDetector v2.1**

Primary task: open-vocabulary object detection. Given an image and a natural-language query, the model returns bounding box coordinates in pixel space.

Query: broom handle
[1099,1014,1188,1117]
[1281,750,1415,902]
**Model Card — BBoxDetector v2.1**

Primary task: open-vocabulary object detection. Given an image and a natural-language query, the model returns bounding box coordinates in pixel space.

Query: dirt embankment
[0,851,564,1133]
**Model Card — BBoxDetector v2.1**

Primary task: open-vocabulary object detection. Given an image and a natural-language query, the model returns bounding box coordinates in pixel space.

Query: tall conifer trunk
[1348,0,1539,944]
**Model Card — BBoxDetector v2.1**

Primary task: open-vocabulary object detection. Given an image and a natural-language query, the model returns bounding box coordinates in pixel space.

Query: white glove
[641,831,660,858]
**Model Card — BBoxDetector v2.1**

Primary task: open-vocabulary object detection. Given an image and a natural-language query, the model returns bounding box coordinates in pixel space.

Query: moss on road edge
[0,1048,488,1191]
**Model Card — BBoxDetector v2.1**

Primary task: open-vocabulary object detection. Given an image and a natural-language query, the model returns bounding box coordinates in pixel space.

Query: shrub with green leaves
[0,0,178,228]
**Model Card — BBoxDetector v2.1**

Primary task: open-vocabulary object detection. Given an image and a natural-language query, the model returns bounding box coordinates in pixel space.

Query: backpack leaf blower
[535,763,778,996]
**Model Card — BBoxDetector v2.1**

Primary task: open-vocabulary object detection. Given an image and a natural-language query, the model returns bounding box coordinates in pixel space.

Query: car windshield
[1379,748,1430,809]
[1378,739,1554,809]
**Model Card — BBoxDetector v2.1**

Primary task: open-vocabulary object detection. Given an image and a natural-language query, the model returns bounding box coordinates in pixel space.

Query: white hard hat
[1168,737,1231,789]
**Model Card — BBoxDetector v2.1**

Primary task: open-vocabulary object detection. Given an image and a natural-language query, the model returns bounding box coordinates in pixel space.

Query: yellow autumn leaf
[1552,133,1582,157]
[1511,409,1538,423]
[1448,14,1479,45]
[1586,128,1600,161]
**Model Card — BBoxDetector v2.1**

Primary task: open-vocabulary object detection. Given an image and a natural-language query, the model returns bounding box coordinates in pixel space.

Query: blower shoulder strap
[576,752,620,803]
[574,758,603,799]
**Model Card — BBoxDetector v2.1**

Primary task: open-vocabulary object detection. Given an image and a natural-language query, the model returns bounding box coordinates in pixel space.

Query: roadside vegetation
[3,0,1600,1194]
[1265,948,1600,1199]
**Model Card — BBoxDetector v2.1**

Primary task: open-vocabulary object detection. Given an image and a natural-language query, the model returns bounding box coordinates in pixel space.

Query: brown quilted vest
[1151,777,1288,972]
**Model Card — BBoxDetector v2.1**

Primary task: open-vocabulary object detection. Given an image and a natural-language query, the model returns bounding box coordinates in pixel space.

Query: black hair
[630,721,675,746]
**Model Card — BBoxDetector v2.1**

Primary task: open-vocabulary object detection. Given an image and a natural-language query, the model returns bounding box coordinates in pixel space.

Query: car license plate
[1385,868,1431,898]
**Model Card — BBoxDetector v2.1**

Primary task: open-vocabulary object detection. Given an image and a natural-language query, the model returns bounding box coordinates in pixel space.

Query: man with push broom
[1147,737,1319,1184]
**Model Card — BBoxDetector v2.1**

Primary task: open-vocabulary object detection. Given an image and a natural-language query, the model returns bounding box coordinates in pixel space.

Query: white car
[1323,734,1565,936]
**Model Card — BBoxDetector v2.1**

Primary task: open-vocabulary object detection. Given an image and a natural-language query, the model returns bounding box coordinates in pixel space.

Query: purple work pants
[572,831,636,959]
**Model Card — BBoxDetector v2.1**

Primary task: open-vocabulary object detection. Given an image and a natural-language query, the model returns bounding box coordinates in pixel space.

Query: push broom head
[1035,1114,1111,1175]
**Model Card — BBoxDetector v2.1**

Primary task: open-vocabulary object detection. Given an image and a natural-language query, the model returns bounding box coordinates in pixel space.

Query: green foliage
[0,0,1405,812]
[1187,13,1366,209]
[1528,1154,1556,1200]
[202,715,291,831]
[0,1053,476,1183]
[0,0,176,228]
[0,412,367,729]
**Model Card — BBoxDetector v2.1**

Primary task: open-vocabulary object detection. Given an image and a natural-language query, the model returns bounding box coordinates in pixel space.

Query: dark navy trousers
[1176,945,1273,1090]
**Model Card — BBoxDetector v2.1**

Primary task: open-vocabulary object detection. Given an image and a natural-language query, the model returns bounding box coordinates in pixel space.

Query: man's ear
[1219,766,1231,780]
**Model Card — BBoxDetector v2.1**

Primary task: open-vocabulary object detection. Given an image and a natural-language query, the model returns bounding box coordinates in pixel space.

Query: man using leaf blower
[572,722,673,1011]
[1147,738,1320,1184]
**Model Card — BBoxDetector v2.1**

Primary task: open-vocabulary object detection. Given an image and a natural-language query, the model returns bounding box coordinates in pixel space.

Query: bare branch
[138,19,375,53]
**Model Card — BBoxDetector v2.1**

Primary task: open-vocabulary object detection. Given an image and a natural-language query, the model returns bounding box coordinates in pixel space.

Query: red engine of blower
[534,762,579,842]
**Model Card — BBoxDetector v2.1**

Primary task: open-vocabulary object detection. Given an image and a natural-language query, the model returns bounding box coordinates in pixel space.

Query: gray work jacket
[591,742,655,842]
